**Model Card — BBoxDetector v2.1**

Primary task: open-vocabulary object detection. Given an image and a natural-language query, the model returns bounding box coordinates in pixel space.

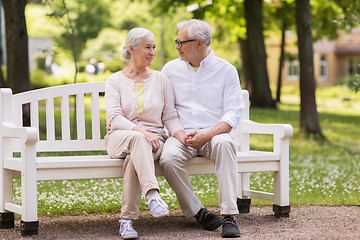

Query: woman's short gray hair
[177,19,212,47]
[122,28,155,60]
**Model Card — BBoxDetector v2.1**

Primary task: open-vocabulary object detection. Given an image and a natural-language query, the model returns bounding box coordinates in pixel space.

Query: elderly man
[160,19,244,238]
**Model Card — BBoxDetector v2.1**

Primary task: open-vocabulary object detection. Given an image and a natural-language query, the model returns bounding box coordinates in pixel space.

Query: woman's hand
[173,130,187,146]
[133,126,160,153]
[106,123,111,133]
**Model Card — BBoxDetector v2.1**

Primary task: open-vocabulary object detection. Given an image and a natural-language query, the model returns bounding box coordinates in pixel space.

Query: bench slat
[61,95,71,140]
[34,155,279,181]
[243,190,274,201]
[76,94,86,140]
[33,151,279,169]
[4,203,22,215]
[91,92,101,140]
[36,139,106,152]
[30,101,39,130]
[46,98,55,141]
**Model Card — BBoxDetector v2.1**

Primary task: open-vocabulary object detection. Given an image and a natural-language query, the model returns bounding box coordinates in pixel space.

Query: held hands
[106,124,212,150]
[185,130,211,149]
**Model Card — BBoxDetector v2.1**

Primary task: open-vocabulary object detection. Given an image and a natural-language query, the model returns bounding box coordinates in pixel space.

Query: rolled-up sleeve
[220,66,244,129]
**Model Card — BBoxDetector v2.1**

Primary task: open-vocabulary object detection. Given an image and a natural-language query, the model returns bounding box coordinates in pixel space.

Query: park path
[1,205,360,239]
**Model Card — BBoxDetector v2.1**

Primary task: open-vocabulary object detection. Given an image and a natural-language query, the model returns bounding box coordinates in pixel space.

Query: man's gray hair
[122,28,155,60]
[177,19,212,47]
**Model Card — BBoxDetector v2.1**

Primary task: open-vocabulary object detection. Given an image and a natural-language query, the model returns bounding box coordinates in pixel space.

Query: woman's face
[130,35,156,67]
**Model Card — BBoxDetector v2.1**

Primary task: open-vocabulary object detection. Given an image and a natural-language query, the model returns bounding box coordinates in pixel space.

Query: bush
[77,61,89,73]
[81,28,126,62]
[30,69,50,89]
[34,53,46,70]
[102,60,123,73]
[338,74,360,91]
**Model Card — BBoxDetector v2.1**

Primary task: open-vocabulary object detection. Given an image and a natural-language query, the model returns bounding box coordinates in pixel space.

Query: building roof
[314,28,360,55]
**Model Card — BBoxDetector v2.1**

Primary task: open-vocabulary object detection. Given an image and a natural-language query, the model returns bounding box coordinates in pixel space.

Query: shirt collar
[199,49,214,67]
[183,49,214,68]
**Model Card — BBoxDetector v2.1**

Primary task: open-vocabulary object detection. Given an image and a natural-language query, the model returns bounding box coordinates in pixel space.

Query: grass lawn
[11,86,360,215]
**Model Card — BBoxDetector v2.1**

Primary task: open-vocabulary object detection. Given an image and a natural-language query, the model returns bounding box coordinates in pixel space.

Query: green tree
[333,0,360,93]
[152,0,275,107]
[81,28,127,62]
[264,1,295,103]
[295,0,323,137]
[44,0,110,57]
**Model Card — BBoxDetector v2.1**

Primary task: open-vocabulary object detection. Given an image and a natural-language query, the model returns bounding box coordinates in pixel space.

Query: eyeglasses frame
[174,39,197,48]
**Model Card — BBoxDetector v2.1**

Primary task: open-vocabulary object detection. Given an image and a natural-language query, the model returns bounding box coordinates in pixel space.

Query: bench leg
[273,205,290,218]
[1,140,15,229]
[0,212,14,229]
[237,198,251,213]
[236,172,251,213]
[21,220,39,236]
[273,139,290,218]
[21,144,38,236]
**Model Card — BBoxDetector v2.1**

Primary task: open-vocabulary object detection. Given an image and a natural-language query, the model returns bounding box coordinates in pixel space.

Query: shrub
[338,74,360,92]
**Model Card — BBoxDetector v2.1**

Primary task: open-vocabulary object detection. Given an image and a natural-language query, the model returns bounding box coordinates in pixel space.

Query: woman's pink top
[105,70,183,136]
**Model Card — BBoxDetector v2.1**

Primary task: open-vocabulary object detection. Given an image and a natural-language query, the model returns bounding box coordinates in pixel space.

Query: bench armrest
[0,122,38,144]
[240,120,293,139]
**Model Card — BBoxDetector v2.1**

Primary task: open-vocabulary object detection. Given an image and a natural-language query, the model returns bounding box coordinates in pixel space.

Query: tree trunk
[276,20,287,103]
[295,0,323,136]
[244,0,275,108]
[2,0,30,94]
[238,37,252,92]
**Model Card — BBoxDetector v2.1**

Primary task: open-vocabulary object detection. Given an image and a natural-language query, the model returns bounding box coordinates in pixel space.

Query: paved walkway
[1,205,360,239]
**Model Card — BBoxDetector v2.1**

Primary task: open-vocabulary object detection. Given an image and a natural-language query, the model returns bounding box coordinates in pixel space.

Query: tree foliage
[43,0,111,56]
[151,0,275,107]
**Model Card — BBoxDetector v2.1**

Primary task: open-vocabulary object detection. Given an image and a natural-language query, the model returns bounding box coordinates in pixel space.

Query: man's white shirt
[161,50,244,133]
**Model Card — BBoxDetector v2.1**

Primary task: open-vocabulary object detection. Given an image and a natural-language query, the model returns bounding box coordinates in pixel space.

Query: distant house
[28,37,53,69]
[1,36,52,70]
[266,28,360,88]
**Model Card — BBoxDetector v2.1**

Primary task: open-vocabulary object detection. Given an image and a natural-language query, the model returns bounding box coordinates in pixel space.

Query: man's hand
[185,130,211,149]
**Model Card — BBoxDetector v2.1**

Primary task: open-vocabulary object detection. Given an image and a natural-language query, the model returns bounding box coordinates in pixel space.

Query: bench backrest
[1,82,249,153]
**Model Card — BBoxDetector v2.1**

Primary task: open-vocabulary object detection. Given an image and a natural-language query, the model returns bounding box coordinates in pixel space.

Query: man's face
[176,27,197,63]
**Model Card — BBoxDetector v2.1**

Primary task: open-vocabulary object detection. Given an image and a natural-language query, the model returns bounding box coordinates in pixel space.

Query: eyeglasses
[175,39,197,48]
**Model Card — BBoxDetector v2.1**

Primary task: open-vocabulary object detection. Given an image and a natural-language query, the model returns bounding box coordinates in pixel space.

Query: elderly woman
[105,28,186,239]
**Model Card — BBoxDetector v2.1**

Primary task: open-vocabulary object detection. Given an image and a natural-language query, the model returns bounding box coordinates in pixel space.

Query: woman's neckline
[121,68,153,83]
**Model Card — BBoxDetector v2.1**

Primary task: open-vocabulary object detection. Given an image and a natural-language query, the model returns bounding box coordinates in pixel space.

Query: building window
[319,55,328,81]
[348,58,360,75]
[285,60,299,81]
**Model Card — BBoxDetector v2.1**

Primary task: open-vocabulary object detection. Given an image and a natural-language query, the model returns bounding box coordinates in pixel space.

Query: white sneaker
[146,198,169,218]
[119,220,138,239]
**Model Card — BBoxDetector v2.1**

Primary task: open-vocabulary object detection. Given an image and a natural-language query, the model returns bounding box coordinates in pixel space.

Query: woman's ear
[129,45,134,53]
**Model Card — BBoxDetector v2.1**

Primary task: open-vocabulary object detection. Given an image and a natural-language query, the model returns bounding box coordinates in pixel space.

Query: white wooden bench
[0,82,293,236]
